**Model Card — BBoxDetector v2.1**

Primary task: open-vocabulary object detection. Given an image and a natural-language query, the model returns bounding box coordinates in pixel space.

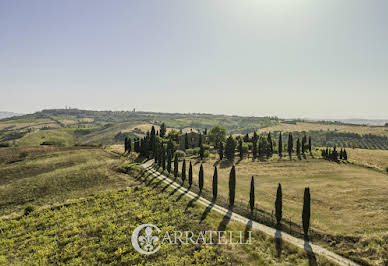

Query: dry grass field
[347,148,388,172]
[259,122,388,137]
[179,155,388,236]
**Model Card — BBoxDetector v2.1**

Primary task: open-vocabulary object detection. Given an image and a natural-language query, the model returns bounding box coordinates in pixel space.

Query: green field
[0,146,132,217]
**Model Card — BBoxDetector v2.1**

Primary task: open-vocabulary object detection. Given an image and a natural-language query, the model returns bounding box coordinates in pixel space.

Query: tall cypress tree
[278,132,283,157]
[268,132,273,155]
[161,146,166,171]
[239,139,243,159]
[302,187,311,239]
[151,126,156,157]
[174,154,179,178]
[167,151,172,173]
[252,140,257,159]
[225,136,236,161]
[302,135,307,154]
[199,164,204,192]
[188,161,193,187]
[250,176,255,213]
[160,123,166,138]
[308,136,312,154]
[200,143,204,160]
[229,165,236,207]
[296,138,301,156]
[181,159,186,184]
[124,137,128,152]
[343,149,348,160]
[212,166,218,201]
[275,183,282,226]
[127,138,132,153]
[288,133,293,159]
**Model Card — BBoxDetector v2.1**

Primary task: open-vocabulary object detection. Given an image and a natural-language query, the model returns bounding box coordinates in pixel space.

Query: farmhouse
[178,130,202,150]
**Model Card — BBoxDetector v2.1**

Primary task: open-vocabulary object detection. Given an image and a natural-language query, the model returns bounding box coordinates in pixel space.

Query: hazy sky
[0,0,387,119]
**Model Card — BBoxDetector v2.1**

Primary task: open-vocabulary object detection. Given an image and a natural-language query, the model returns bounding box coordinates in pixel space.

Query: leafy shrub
[203,150,210,158]
[24,205,35,216]
[40,140,63,146]
[174,150,186,158]
[202,144,210,150]
[193,147,200,155]
[185,148,193,155]
[0,142,10,147]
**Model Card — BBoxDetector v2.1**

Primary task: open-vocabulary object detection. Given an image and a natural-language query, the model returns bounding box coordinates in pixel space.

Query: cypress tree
[302,187,311,239]
[252,140,257,159]
[188,161,193,187]
[199,164,204,192]
[167,151,172,173]
[275,183,282,226]
[200,143,204,160]
[253,131,258,143]
[288,133,293,159]
[278,132,283,157]
[212,166,218,201]
[151,126,156,157]
[174,154,179,178]
[296,138,301,156]
[162,146,166,171]
[302,135,307,154]
[343,149,348,160]
[225,136,236,161]
[229,165,236,207]
[239,139,243,159]
[340,148,343,160]
[243,133,249,142]
[268,132,273,155]
[124,137,128,152]
[308,136,312,153]
[250,176,255,213]
[127,138,132,153]
[181,159,186,184]
[160,123,166,138]
[218,142,224,160]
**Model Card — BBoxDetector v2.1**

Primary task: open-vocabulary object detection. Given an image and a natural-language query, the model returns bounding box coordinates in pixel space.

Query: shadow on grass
[200,202,215,223]
[175,188,189,202]
[218,160,234,169]
[217,209,232,232]
[185,192,201,211]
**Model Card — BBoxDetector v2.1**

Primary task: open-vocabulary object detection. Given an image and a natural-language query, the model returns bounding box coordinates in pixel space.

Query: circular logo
[131,224,161,255]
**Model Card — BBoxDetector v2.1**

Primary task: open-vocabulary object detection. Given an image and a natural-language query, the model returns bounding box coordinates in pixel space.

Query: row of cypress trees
[169,158,312,238]
[321,147,348,161]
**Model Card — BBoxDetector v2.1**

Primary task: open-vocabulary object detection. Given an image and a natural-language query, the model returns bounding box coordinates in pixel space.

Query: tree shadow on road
[304,240,317,266]
[244,215,253,242]
[185,192,201,211]
[275,229,283,258]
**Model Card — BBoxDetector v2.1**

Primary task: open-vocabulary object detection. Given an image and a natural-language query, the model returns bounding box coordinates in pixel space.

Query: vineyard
[266,131,388,150]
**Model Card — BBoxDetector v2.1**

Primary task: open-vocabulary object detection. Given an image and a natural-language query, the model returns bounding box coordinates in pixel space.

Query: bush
[24,205,35,216]
[202,144,210,150]
[203,150,210,158]
[192,147,200,155]
[40,140,63,146]
[174,150,186,158]
[185,148,193,155]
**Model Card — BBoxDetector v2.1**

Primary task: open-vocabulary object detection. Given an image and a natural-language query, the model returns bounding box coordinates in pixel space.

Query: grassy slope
[0,147,133,216]
[347,148,388,171]
[16,128,77,146]
[169,153,388,265]
[0,164,333,265]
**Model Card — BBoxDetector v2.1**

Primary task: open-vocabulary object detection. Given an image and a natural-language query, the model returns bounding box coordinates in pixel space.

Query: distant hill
[0,112,22,119]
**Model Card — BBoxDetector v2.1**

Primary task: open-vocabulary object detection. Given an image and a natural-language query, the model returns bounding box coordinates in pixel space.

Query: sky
[0,0,387,119]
